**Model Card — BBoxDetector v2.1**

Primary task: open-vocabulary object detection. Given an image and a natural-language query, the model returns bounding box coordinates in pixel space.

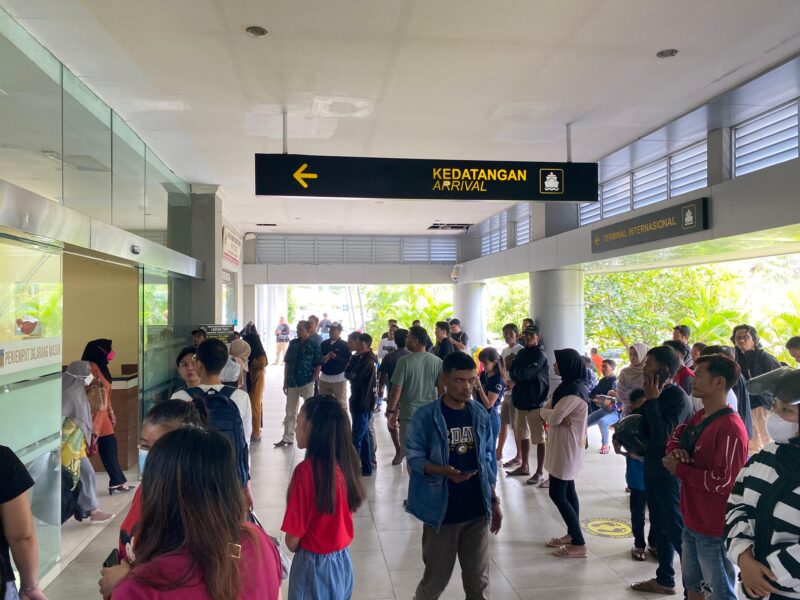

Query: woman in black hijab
[540,348,591,558]
[82,339,132,494]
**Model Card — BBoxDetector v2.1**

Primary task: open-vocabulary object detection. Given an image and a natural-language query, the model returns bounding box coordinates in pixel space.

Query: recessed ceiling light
[656,48,678,58]
[246,26,269,38]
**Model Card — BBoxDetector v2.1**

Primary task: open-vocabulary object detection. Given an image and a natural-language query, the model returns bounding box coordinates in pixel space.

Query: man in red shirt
[663,354,748,600]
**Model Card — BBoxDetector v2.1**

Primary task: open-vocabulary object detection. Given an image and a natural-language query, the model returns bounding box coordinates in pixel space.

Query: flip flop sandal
[526,473,542,484]
[502,458,521,468]
[546,536,571,548]
[505,467,531,477]
[538,479,550,488]
[631,547,647,561]
[599,445,610,454]
[552,545,587,558]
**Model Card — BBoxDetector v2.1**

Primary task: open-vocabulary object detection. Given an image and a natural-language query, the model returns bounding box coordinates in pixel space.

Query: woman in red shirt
[112,427,281,600]
[282,395,366,599]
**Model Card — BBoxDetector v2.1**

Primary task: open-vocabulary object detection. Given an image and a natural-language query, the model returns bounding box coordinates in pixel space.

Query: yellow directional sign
[581,518,632,538]
[293,163,318,189]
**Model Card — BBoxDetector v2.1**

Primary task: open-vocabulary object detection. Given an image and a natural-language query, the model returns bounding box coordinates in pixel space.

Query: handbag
[246,511,291,581]
[678,408,733,458]
[86,382,106,413]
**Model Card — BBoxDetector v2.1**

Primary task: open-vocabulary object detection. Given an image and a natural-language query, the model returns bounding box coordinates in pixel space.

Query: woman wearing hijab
[615,342,650,411]
[82,339,132,495]
[229,338,251,391]
[61,361,114,524]
[241,324,268,442]
[541,348,590,559]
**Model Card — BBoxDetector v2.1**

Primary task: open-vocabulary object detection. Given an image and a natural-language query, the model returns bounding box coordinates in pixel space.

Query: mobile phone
[103,548,120,568]
[461,470,478,476]
[657,368,670,386]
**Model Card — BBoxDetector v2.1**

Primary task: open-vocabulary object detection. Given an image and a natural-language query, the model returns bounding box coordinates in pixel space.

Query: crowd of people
[1,317,799,600]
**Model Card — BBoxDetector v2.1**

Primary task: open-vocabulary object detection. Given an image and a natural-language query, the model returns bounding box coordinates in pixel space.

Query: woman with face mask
[98,400,202,599]
[82,339,132,495]
[725,370,800,600]
[61,361,114,524]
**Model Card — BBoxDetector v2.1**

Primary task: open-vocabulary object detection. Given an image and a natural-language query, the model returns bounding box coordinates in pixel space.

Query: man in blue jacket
[405,352,502,600]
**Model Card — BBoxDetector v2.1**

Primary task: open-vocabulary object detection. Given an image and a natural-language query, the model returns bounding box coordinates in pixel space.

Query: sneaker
[273,439,293,448]
[89,510,115,524]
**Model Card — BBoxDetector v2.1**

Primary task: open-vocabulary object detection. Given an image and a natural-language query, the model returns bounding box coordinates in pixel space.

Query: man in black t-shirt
[379,329,411,464]
[630,346,694,596]
[0,445,43,600]
[432,321,455,360]
[449,319,469,353]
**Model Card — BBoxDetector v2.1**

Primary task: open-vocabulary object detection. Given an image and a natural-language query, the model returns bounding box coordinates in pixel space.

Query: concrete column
[453,282,487,348]
[243,284,257,326]
[529,268,584,380]
[707,128,732,186]
[257,284,288,359]
[189,184,223,327]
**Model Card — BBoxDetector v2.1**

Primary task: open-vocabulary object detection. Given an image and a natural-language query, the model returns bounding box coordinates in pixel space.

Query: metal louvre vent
[579,192,602,226]
[514,203,532,245]
[734,101,799,177]
[480,212,507,256]
[601,175,632,218]
[669,141,707,196]
[633,159,668,209]
[255,235,456,265]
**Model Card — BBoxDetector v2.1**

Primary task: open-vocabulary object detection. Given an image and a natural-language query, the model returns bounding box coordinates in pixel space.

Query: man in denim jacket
[405,352,502,600]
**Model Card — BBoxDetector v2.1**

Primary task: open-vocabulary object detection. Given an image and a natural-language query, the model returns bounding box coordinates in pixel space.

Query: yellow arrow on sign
[293,163,318,189]
[594,235,601,246]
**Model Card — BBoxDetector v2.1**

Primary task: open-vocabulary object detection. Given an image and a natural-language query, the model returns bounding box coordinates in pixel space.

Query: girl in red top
[281,395,366,599]
[112,427,281,600]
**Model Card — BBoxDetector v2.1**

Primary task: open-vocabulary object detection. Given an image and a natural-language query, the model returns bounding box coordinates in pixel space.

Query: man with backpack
[507,325,550,485]
[663,354,748,600]
[172,339,252,490]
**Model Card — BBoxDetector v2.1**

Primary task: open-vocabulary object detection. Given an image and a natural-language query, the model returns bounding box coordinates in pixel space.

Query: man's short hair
[629,388,647,404]
[695,354,741,391]
[358,333,372,347]
[435,321,449,332]
[647,345,681,377]
[663,339,691,363]
[673,325,691,339]
[395,329,409,349]
[347,331,360,342]
[731,324,760,346]
[449,318,461,326]
[412,320,421,326]
[700,344,736,360]
[408,325,429,346]
[692,342,707,352]
[522,318,534,327]
[175,346,195,367]
[787,336,800,350]
[591,347,598,354]
[442,351,476,374]
[524,324,541,336]
[602,358,616,369]
[191,328,206,337]
[296,320,310,332]
[502,323,519,335]
[388,319,397,325]
[194,339,228,375]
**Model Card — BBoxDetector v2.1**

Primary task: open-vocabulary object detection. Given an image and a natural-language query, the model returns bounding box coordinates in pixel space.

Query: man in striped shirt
[663,354,749,600]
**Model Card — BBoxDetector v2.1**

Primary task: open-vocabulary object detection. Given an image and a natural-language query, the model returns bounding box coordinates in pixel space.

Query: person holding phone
[631,346,695,596]
[405,352,501,600]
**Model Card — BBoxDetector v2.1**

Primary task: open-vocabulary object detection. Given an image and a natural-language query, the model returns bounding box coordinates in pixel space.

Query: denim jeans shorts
[681,527,736,600]
[288,547,353,600]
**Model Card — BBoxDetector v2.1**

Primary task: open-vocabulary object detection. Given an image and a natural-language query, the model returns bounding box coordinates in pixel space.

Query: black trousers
[97,434,127,487]
[629,488,657,549]
[646,474,684,589]
[549,476,585,545]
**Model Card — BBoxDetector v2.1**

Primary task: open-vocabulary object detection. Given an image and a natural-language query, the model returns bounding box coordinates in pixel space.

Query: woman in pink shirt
[112,427,282,600]
[541,348,590,559]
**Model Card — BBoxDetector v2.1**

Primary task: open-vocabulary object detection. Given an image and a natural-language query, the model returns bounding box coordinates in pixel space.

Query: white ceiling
[4,0,800,235]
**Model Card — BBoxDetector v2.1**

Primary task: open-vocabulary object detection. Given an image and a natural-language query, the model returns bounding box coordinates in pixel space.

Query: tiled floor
[45,365,680,598]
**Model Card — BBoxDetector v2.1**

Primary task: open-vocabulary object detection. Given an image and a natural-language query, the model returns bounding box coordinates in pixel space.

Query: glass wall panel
[63,69,112,222]
[112,114,146,232]
[145,149,191,252]
[0,234,63,579]
[140,268,191,418]
[0,8,62,201]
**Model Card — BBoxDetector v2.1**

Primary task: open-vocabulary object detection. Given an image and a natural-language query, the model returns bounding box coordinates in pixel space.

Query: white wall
[243,263,454,285]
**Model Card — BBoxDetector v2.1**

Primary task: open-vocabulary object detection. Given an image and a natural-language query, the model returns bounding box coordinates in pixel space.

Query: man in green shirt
[387,326,445,458]
[274,320,322,447]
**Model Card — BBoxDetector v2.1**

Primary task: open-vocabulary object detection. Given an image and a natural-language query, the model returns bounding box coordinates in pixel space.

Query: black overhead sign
[255,153,598,202]
[591,197,709,254]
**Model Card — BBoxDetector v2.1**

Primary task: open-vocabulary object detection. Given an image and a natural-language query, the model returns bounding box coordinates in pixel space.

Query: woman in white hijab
[614,343,650,409]
[61,361,114,524]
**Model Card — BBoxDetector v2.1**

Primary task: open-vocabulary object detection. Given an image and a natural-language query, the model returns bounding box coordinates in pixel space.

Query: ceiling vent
[256,223,277,227]
[427,223,472,231]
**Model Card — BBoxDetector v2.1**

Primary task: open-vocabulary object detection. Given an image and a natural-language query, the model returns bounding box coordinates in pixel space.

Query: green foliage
[363,285,452,341]
[487,275,529,337]
[287,286,296,323]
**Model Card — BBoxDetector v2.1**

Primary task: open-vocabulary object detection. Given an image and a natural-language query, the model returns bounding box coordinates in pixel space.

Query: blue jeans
[351,410,372,475]
[586,410,620,445]
[645,474,684,589]
[288,547,353,600]
[3,582,19,600]
[489,407,500,449]
[681,527,736,600]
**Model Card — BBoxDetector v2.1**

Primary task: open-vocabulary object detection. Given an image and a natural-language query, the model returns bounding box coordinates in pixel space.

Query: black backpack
[187,386,250,486]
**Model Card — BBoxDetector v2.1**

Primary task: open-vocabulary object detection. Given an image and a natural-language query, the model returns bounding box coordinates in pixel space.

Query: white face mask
[84,373,94,386]
[766,411,799,444]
